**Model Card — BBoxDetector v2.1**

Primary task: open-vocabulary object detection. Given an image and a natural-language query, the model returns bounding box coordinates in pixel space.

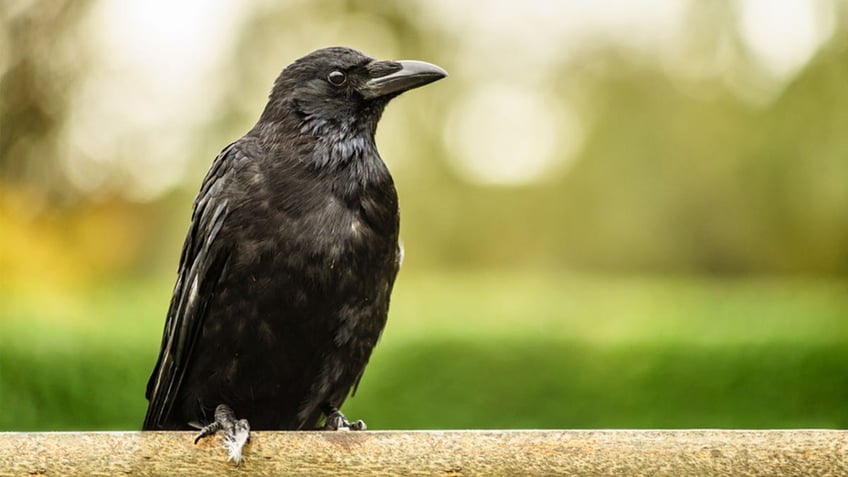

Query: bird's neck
[254,114,390,197]
[307,125,377,169]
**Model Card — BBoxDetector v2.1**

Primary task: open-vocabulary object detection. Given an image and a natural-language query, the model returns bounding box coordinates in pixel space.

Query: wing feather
[143,144,239,429]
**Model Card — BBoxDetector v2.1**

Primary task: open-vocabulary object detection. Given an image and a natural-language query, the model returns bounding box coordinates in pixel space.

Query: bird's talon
[190,404,251,465]
[324,414,346,430]
[323,409,366,431]
[193,421,223,444]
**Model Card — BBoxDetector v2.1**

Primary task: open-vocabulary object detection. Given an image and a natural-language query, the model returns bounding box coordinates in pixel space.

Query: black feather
[143,47,444,430]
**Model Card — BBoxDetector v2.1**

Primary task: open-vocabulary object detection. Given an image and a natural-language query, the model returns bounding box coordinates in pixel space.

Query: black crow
[143,47,446,463]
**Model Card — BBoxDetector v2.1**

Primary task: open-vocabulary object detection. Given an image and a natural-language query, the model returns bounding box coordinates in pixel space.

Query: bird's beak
[362,60,447,99]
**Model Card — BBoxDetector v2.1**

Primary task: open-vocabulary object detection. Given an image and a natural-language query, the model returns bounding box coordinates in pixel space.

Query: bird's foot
[323,408,366,431]
[192,404,251,466]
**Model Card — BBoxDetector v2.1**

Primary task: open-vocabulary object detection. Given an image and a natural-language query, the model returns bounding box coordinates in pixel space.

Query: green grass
[1,272,846,430]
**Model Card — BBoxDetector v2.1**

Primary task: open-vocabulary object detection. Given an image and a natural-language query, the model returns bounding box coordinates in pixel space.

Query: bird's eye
[327,70,346,86]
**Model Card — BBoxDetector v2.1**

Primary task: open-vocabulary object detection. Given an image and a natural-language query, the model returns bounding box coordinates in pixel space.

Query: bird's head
[259,47,447,140]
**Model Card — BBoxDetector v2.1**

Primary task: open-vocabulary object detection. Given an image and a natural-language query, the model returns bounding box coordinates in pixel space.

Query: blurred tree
[1,0,846,280]
[0,0,93,203]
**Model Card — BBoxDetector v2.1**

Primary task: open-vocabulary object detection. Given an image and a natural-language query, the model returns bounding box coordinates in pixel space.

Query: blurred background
[1,0,847,431]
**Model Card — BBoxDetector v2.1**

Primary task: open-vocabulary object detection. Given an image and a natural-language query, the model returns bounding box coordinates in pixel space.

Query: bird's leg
[322,404,366,431]
[192,404,251,466]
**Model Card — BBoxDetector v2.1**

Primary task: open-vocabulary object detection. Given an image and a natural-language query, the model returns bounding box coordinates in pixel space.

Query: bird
[142,46,446,464]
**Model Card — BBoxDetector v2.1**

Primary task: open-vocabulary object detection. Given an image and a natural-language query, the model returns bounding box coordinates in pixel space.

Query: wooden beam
[1,430,845,476]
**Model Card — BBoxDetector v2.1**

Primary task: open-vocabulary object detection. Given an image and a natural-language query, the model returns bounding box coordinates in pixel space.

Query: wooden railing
[1,430,846,476]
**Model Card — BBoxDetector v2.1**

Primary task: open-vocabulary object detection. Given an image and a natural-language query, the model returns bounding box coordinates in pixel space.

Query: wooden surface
[1,430,846,476]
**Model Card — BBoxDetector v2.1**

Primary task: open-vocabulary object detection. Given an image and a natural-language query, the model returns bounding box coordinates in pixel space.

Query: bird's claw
[192,404,251,466]
[193,420,223,444]
[324,409,367,431]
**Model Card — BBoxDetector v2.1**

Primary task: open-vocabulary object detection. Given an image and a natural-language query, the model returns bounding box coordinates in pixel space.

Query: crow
[142,47,446,464]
